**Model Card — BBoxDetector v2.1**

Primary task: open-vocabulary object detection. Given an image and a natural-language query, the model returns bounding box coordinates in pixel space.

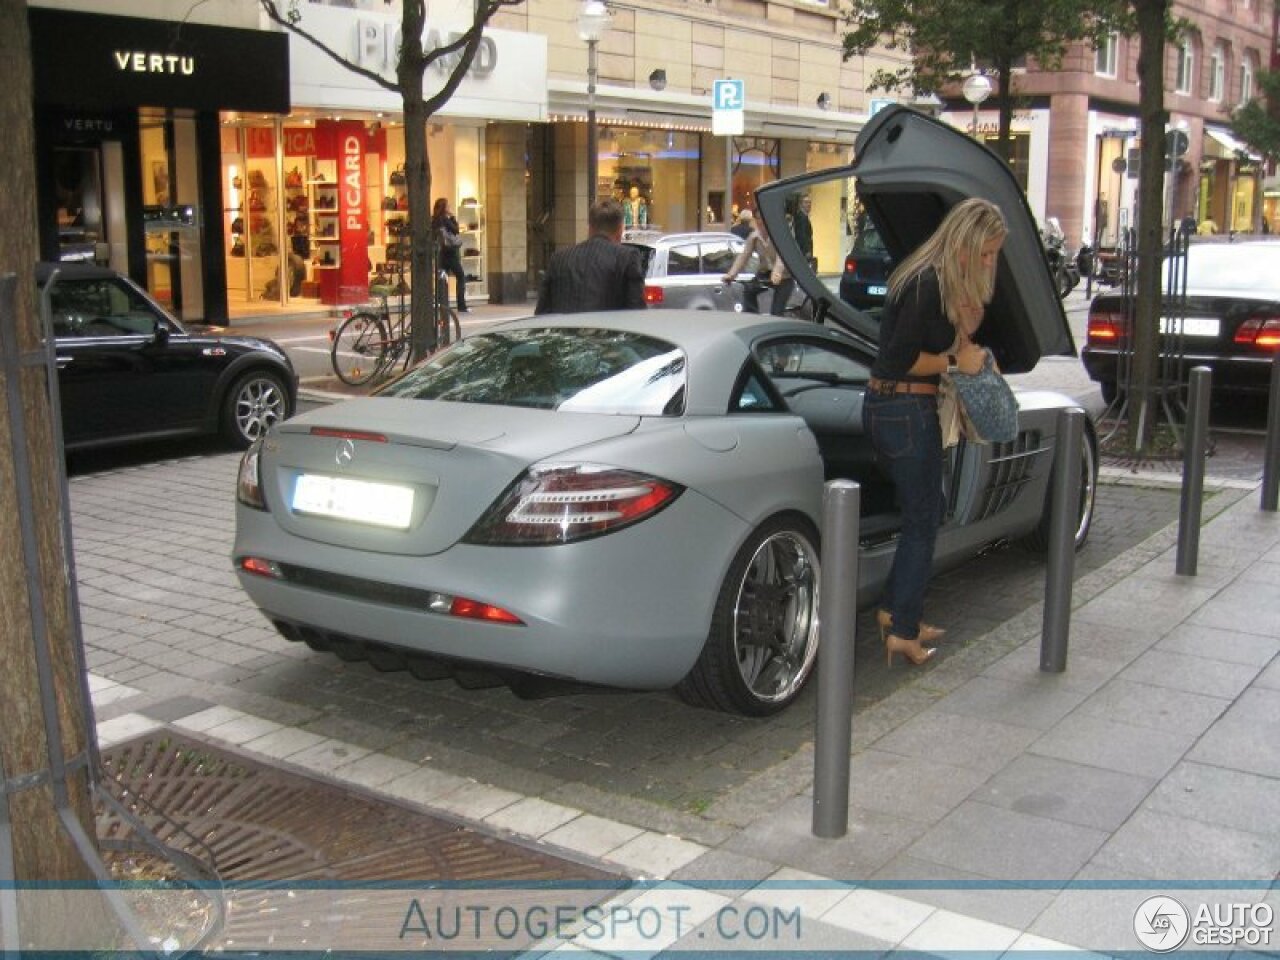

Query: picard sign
[353,17,497,80]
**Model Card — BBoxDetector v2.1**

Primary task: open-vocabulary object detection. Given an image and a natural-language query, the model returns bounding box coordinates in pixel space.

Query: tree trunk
[0,0,97,883]
[400,0,439,362]
[1129,0,1169,452]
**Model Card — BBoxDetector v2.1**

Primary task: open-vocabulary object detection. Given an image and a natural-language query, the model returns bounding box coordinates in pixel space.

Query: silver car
[232,106,1097,716]
[630,231,802,314]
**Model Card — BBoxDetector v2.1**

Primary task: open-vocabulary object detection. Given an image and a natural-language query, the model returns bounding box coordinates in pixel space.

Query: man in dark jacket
[535,199,646,314]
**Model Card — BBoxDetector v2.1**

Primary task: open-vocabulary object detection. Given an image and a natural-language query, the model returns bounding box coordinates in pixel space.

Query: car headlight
[463,463,683,546]
[236,438,266,510]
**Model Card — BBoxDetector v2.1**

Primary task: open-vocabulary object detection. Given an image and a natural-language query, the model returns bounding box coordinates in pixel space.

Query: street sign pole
[712,79,745,227]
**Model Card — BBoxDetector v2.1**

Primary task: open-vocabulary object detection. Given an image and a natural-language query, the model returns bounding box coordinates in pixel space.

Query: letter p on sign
[714,79,744,111]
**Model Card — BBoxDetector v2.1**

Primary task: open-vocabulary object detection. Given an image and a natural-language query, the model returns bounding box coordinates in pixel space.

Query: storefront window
[219,112,486,316]
[598,126,701,235]
[140,109,205,322]
[804,142,850,275]
[729,137,780,222]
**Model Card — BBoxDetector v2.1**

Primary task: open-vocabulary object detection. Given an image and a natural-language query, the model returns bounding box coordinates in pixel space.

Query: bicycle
[330,266,462,387]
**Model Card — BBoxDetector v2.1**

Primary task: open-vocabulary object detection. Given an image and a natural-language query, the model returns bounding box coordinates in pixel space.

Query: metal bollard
[1176,367,1212,575]
[1263,355,1280,512]
[1041,407,1085,673]
[812,480,859,839]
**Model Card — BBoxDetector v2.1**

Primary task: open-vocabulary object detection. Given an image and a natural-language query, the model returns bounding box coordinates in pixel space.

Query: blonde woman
[862,197,1007,666]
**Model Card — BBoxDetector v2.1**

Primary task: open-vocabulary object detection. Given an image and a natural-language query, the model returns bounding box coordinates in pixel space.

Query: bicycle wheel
[331,312,389,386]
[434,304,461,350]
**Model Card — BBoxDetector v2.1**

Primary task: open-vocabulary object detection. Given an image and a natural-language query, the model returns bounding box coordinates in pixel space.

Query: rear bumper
[233,490,750,690]
[1081,347,1277,393]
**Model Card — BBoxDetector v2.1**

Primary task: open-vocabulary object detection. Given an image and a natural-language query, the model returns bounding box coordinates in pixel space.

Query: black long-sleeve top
[869,268,956,384]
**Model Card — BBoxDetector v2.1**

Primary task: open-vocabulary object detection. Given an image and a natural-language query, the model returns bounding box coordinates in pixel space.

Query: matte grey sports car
[232,106,1097,715]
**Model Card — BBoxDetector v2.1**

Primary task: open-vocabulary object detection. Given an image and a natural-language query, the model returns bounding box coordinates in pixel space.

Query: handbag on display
[389,166,406,186]
[285,166,303,189]
[939,352,1018,446]
[383,195,399,211]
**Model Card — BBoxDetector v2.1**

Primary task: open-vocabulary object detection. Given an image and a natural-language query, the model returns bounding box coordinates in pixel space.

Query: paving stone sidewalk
[72,438,1280,954]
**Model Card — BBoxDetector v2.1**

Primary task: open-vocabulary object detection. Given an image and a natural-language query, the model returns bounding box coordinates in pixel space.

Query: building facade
[934,0,1275,251]
[30,0,909,317]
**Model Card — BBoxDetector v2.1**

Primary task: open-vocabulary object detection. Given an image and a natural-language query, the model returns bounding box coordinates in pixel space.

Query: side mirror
[152,321,170,346]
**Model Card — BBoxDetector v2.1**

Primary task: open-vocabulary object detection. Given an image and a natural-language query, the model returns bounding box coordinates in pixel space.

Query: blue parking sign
[713,79,745,111]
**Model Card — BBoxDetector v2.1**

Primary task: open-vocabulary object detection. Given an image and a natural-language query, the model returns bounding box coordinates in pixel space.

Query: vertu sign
[29,8,289,114]
[112,51,196,76]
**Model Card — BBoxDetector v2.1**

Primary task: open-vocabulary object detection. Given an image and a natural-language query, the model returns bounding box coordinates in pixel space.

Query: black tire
[222,369,291,449]
[675,515,821,716]
[1023,424,1098,552]
[1100,380,1119,405]
[331,312,389,386]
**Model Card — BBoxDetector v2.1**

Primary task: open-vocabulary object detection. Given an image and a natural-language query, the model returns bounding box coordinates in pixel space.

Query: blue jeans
[862,392,944,641]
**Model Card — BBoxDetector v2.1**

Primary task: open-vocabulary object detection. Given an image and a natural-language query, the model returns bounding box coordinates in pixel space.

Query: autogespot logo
[1135,896,1191,952]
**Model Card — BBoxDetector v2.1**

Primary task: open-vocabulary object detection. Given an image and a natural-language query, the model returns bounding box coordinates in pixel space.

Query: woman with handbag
[862,198,1006,667]
[432,197,468,313]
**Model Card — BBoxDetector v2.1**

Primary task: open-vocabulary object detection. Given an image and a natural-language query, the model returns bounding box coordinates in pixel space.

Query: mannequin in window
[623,186,648,229]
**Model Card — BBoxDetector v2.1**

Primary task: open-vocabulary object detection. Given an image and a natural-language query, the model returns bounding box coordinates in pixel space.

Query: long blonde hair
[887,198,1007,328]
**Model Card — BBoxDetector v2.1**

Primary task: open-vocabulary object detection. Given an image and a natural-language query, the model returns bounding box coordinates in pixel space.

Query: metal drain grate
[98,733,623,950]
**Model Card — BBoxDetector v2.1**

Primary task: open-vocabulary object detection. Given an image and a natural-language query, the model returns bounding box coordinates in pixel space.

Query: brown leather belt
[867,377,939,397]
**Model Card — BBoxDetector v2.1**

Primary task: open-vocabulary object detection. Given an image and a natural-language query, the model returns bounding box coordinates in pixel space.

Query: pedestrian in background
[432,197,468,313]
[722,212,793,315]
[863,197,1006,668]
[792,193,815,269]
[535,199,646,314]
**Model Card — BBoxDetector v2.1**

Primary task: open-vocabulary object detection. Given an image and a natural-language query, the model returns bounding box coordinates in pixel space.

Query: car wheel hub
[732,531,819,703]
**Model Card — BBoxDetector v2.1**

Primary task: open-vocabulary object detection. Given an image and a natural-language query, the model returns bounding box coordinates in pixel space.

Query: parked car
[628,231,807,315]
[232,106,1096,716]
[1082,238,1280,403]
[39,262,296,451]
[838,215,894,312]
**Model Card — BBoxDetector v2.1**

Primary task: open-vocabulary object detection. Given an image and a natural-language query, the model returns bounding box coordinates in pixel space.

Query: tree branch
[258,0,399,93]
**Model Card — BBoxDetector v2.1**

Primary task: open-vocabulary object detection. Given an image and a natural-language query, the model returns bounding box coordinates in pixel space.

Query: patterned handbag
[942,352,1018,444]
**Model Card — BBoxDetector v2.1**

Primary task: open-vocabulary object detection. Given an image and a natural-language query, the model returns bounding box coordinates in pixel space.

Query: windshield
[378,327,687,415]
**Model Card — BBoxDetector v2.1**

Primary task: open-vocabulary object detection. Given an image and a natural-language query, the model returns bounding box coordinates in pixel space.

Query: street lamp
[577,0,611,205]
[962,69,991,141]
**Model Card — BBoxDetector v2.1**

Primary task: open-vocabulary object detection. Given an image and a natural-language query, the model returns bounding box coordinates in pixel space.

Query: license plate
[867,285,887,297]
[1159,315,1219,337]
[292,474,415,529]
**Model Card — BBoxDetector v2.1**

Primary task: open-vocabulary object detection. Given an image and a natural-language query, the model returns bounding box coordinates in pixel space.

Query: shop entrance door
[139,109,206,323]
[52,147,107,264]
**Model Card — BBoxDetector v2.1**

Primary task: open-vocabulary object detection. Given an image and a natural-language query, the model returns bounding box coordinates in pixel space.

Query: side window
[50,279,162,337]
[700,239,737,275]
[666,244,701,276]
[731,369,783,413]
[754,338,870,383]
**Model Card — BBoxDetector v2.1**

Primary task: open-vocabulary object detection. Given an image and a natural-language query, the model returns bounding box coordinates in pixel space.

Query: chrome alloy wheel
[234,374,287,443]
[730,529,820,705]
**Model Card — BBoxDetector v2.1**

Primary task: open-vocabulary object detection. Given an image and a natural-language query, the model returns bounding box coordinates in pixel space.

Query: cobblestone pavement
[71,443,1237,844]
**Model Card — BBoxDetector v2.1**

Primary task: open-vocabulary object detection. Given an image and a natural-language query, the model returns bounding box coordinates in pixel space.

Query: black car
[838,216,894,312]
[1082,239,1280,402]
[39,262,297,451]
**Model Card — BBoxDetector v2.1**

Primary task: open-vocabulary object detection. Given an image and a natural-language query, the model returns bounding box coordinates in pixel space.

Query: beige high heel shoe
[877,609,946,645]
[884,633,937,667]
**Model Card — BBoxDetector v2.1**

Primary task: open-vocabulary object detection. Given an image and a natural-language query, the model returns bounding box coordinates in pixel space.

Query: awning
[1204,126,1260,161]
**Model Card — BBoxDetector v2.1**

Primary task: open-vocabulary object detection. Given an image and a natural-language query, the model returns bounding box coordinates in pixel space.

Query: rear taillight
[237,440,266,510]
[1087,310,1126,346]
[464,464,683,545]
[843,256,857,275]
[644,285,664,305]
[1233,314,1280,351]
